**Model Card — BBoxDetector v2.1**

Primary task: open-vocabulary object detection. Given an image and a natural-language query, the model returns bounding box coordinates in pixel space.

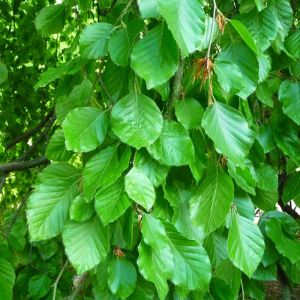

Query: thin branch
[66,272,89,300]
[206,0,217,61]
[0,156,49,172]
[4,191,31,238]
[166,58,184,119]
[52,260,69,300]
[97,72,114,105]
[115,0,134,25]
[6,108,55,149]
[0,173,7,194]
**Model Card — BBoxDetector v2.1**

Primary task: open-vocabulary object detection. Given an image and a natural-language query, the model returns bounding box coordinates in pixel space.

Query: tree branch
[166,58,184,119]
[6,108,55,149]
[0,156,49,172]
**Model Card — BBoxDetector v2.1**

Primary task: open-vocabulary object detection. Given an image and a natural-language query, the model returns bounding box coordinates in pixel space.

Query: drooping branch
[166,58,184,119]
[6,108,55,149]
[0,156,49,172]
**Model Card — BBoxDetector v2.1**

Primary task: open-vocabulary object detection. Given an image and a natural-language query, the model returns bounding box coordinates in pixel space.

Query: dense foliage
[0,0,300,299]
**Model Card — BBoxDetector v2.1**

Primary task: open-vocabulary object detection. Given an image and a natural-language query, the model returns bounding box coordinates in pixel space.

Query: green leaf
[0,62,8,84]
[228,212,265,277]
[202,102,254,166]
[83,144,131,199]
[251,188,278,212]
[46,129,73,161]
[230,19,258,55]
[256,82,274,107]
[147,120,195,166]
[278,80,300,125]
[138,241,172,299]
[138,0,159,18]
[190,166,234,235]
[70,194,94,222]
[214,60,245,97]
[134,149,169,187]
[158,0,206,56]
[285,29,300,59]
[175,98,204,130]
[265,218,300,264]
[131,24,179,89]
[111,92,163,149]
[108,259,137,298]
[215,43,259,99]
[35,4,66,35]
[255,163,278,192]
[253,0,265,11]
[79,22,114,59]
[233,190,255,220]
[164,222,211,291]
[0,259,15,300]
[239,8,277,51]
[28,274,51,299]
[62,107,108,152]
[27,163,80,241]
[95,178,132,225]
[125,168,155,211]
[283,171,300,205]
[56,78,93,122]
[63,217,109,274]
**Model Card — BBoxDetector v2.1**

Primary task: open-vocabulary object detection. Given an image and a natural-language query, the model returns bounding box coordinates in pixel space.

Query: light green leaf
[215,43,259,99]
[175,98,204,129]
[35,4,66,35]
[83,144,131,199]
[79,22,114,59]
[28,274,51,299]
[233,191,255,221]
[265,218,300,264]
[56,78,93,122]
[202,102,254,166]
[0,259,15,300]
[134,149,169,187]
[63,217,109,274]
[137,241,172,300]
[138,0,159,18]
[62,107,108,152]
[46,129,73,162]
[279,80,300,125]
[228,213,265,277]
[108,259,137,298]
[0,62,8,84]
[269,0,293,41]
[147,120,195,166]
[239,8,277,51]
[131,24,179,89]
[190,166,234,234]
[158,0,205,56]
[70,194,94,222]
[198,16,219,52]
[253,0,265,11]
[164,222,211,291]
[27,163,80,241]
[125,168,155,211]
[230,19,258,55]
[95,178,132,225]
[78,0,92,12]
[111,92,163,149]
[228,160,256,195]
[283,171,300,205]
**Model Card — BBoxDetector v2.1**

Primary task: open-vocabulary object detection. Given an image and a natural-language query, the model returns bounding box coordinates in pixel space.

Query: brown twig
[5,108,55,149]
[166,58,184,119]
[0,156,49,172]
